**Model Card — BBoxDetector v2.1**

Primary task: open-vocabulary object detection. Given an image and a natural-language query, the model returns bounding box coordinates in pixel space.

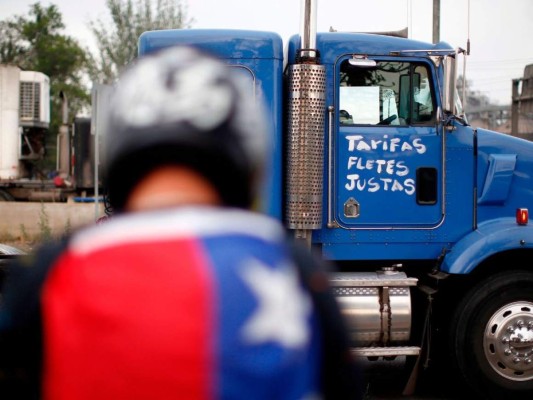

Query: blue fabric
[202,233,322,400]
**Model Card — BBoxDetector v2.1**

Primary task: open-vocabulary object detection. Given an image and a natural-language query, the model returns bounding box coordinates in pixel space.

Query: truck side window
[339,60,435,126]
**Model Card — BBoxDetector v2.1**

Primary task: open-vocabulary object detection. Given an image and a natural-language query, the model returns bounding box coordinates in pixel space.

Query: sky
[1,0,532,105]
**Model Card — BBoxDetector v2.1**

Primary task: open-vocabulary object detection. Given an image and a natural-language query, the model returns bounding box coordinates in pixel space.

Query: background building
[512,64,533,141]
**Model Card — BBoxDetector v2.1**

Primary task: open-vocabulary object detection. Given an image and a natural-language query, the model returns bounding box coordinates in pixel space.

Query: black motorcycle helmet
[102,45,269,213]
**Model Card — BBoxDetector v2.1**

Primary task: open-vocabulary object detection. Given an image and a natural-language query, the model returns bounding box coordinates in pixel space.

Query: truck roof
[138,29,284,60]
[288,32,454,64]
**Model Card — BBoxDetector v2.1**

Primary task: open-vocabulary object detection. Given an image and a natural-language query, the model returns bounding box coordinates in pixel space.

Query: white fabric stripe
[69,207,286,256]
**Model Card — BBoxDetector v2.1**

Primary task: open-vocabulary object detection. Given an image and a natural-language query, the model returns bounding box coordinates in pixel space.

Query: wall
[0,202,105,241]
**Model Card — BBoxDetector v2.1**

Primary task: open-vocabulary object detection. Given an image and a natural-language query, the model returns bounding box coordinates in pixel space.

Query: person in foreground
[0,46,361,399]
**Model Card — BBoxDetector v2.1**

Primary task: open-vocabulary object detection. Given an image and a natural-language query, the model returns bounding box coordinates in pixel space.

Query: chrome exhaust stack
[286,0,326,242]
[298,0,319,61]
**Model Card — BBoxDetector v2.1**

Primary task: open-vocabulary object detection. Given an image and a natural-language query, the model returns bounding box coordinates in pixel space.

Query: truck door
[333,57,443,227]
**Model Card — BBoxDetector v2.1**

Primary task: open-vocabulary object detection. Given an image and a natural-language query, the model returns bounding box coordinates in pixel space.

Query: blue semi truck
[135,3,533,398]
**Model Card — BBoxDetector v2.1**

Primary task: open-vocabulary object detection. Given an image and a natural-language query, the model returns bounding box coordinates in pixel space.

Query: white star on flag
[239,258,312,348]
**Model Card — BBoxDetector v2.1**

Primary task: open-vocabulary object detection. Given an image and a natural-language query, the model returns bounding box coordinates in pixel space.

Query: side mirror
[442,54,457,114]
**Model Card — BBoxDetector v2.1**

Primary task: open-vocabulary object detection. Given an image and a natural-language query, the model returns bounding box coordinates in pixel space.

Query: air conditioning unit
[19,70,50,128]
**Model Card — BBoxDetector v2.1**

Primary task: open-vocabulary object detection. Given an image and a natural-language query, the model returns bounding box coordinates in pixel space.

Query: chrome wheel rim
[484,301,533,381]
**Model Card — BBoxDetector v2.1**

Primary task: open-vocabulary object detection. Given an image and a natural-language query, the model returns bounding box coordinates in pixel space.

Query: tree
[89,0,194,84]
[0,3,91,172]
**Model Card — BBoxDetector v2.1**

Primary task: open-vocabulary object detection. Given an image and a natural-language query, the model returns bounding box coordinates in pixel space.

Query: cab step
[352,346,420,357]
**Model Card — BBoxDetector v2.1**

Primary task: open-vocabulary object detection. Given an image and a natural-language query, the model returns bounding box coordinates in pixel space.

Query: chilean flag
[40,207,321,399]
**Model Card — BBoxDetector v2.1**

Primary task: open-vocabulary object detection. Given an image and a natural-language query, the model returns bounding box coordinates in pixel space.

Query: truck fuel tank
[330,268,418,348]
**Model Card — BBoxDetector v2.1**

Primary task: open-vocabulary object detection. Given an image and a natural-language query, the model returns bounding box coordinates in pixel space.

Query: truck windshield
[339,60,435,126]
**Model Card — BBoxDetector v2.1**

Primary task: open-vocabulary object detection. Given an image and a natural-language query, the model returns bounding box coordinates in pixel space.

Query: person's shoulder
[166,206,288,243]
[65,207,287,256]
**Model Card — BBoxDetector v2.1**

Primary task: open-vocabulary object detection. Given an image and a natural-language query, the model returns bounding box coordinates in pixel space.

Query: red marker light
[516,208,528,225]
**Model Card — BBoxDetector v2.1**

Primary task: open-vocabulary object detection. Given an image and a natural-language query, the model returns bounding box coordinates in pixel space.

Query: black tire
[450,270,533,398]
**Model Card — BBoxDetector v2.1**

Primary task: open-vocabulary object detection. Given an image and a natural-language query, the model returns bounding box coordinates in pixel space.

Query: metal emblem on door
[344,197,360,218]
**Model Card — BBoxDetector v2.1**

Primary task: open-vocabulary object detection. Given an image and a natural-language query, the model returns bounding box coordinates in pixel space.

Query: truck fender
[440,217,533,274]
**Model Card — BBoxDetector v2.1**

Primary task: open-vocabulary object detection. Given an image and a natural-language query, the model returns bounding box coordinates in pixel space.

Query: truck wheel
[450,270,533,398]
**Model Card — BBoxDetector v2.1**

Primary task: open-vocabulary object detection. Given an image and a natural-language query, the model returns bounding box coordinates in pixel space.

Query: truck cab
[289,33,471,261]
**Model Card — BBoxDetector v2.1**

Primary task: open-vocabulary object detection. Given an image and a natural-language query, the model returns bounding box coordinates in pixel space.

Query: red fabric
[41,239,215,400]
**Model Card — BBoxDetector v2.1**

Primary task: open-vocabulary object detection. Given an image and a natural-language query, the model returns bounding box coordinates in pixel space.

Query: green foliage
[0,21,25,62]
[64,217,72,236]
[89,0,194,84]
[38,203,52,241]
[19,224,30,243]
[0,3,91,173]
